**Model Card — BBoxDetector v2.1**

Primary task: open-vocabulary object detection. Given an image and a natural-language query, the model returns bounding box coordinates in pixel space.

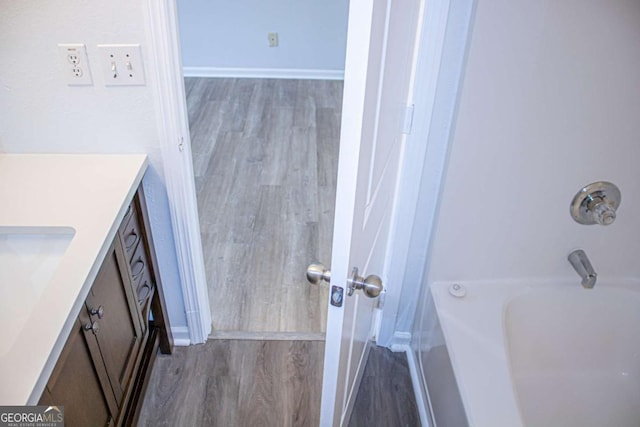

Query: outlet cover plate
[97,44,146,86]
[267,32,279,47]
[58,43,93,86]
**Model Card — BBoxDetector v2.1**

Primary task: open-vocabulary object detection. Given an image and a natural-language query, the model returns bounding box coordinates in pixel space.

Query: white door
[320,0,424,425]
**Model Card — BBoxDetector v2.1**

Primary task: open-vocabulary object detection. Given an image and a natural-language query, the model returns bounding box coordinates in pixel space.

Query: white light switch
[97,44,145,86]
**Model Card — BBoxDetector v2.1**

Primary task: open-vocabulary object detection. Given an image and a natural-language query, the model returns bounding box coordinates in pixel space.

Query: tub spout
[568,249,597,289]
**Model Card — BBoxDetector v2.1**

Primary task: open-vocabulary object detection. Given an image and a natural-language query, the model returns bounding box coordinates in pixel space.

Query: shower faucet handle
[590,199,616,226]
[570,181,621,226]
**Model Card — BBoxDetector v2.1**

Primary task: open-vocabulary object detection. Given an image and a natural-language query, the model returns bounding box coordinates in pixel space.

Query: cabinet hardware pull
[84,321,99,333]
[137,282,152,302]
[89,305,105,319]
[132,259,145,277]
[125,231,139,249]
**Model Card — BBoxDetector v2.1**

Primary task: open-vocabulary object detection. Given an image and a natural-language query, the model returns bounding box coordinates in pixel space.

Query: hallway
[186,78,341,334]
[138,78,419,427]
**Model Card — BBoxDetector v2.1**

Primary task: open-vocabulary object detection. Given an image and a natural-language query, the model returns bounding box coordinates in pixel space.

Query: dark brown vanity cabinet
[38,317,116,427]
[39,185,172,426]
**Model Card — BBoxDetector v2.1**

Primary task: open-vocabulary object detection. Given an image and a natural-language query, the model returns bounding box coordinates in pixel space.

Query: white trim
[208,331,325,341]
[400,344,432,427]
[389,331,412,351]
[145,0,211,344]
[183,66,344,80]
[397,2,476,426]
[171,326,192,346]
[378,0,453,347]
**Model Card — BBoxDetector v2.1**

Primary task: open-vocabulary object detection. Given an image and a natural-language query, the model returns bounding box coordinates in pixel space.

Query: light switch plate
[58,43,93,86]
[97,44,145,86]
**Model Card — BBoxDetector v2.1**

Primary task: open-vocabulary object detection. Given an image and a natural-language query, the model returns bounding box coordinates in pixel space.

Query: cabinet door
[85,240,143,408]
[39,318,116,427]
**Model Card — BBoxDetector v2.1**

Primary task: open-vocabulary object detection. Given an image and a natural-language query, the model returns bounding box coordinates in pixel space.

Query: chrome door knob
[306,263,331,285]
[347,267,383,298]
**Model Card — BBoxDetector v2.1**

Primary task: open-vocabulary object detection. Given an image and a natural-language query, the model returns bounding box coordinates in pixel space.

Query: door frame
[143,0,210,345]
[377,0,473,347]
[142,0,463,353]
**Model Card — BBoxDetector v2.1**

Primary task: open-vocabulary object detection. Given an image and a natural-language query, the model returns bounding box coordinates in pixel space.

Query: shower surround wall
[412,0,640,417]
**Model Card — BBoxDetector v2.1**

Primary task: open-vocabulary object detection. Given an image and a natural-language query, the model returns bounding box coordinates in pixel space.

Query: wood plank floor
[185,78,342,334]
[137,340,420,427]
[137,340,324,426]
[349,347,421,427]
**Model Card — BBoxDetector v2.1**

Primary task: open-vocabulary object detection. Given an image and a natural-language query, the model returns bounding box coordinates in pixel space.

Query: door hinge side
[402,104,415,135]
[376,289,386,309]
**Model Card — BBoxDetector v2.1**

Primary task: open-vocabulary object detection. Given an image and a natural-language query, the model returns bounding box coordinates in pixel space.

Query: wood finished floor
[348,347,421,427]
[185,78,342,334]
[137,341,419,427]
[137,340,324,427]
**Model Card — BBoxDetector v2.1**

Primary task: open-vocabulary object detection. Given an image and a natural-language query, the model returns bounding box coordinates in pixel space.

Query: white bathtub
[430,279,640,427]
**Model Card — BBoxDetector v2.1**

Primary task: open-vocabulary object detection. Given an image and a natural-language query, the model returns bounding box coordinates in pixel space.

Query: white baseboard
[399,343,432,427]
[208,331,325,341]
[389,331,412,351]
[182,66,344,80]
[171,326,191,346]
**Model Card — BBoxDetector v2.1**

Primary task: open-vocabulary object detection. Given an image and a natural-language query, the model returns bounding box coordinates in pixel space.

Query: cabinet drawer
[39,183,172,427]
[119,202,142,262]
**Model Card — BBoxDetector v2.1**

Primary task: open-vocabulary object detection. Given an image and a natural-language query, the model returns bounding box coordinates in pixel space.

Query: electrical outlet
[58,44,93,86]
[97,44,146,86]
[268,32,279,47]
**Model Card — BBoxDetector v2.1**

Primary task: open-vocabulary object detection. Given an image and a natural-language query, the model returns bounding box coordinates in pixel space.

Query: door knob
[306,263,331,284]
[347,267,383,298]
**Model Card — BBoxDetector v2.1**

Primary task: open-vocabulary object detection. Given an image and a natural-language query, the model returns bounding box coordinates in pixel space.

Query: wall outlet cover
[58,43,93,86]
[268,32,279,47]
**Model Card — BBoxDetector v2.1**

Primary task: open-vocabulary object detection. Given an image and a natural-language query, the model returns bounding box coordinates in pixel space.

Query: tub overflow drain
[449,283,467,298]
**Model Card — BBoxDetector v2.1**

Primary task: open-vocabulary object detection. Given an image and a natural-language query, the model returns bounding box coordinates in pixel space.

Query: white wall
[0,2,188,331]
[412,0,640,416]
[177,0,349,77]
[429,0,640,285]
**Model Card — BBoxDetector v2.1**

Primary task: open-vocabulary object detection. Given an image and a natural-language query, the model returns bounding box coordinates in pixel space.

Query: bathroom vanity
[0,154,172,426]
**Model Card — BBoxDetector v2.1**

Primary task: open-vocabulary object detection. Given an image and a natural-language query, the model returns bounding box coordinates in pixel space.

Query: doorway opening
[185,77,342,337]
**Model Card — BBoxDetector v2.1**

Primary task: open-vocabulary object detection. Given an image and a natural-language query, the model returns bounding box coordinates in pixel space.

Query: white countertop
[0,154,148,405]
